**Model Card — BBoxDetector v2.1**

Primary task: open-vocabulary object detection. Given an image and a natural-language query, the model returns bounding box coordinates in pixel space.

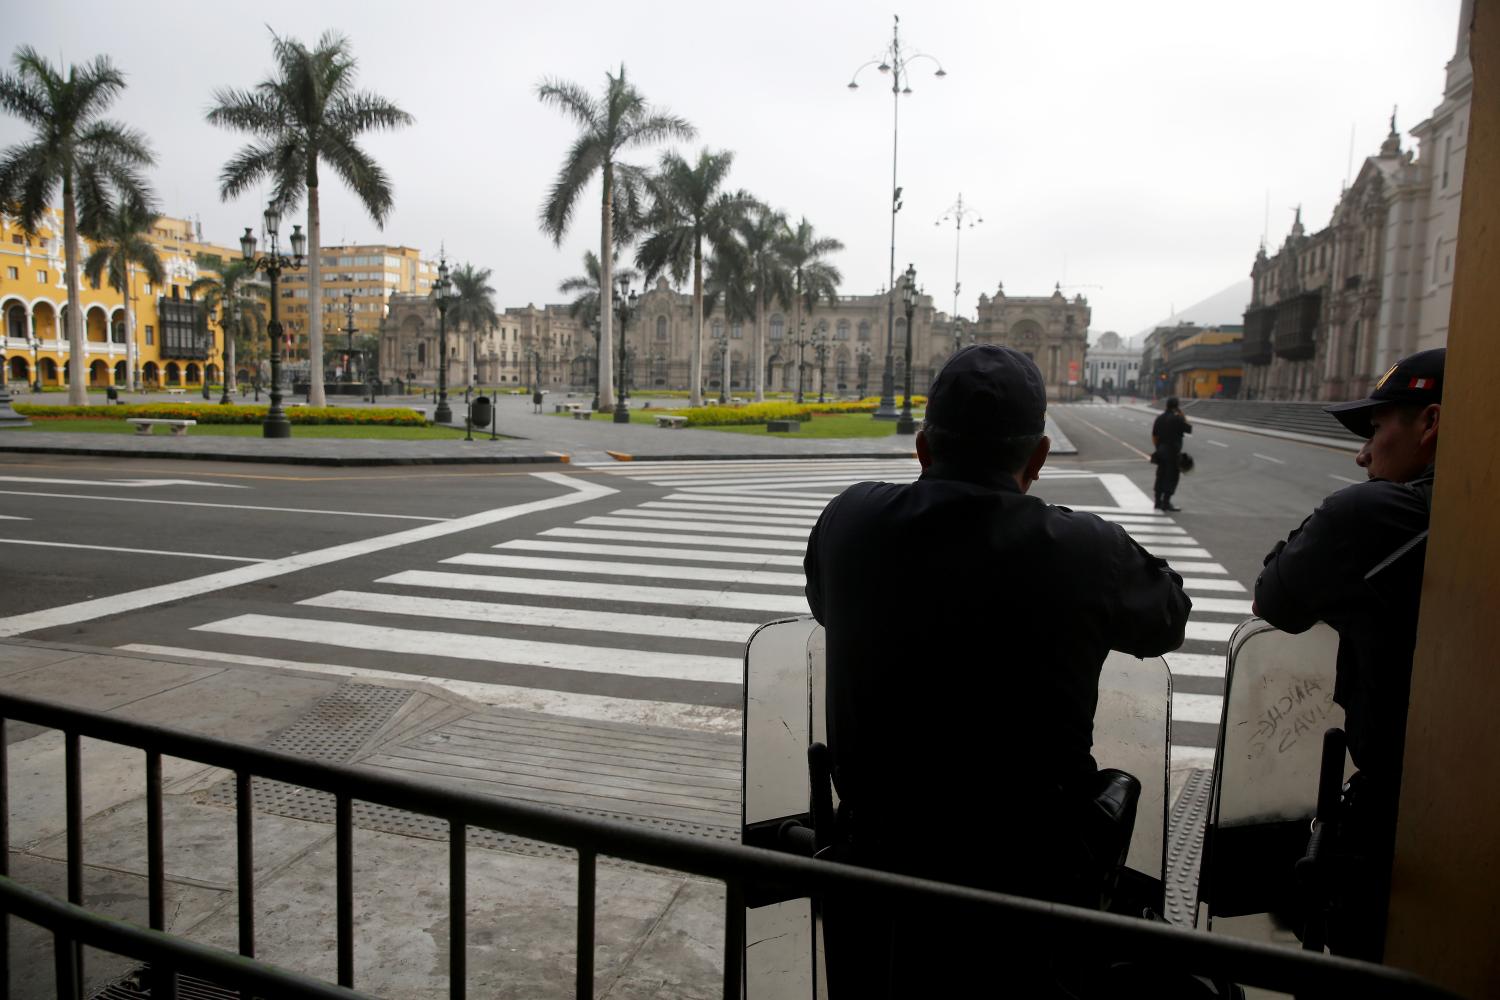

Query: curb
[0,442,569,467]
[599,450,921,462]
[1120,404,1361,452]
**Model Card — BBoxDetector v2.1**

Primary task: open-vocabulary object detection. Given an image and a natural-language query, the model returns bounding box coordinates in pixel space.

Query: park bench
[164,387,186,395]
[766,419,800,432]
[554,403,573,413]
[572,409,594,420]
[127,418,197,436]
[655,414,688,428]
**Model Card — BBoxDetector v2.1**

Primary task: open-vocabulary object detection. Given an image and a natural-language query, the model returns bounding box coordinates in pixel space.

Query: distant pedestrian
[531,389,543,414]
[1151,397,1191,511]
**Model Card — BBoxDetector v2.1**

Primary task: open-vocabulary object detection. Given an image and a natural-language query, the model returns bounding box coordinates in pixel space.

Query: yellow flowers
[665,397,926,427]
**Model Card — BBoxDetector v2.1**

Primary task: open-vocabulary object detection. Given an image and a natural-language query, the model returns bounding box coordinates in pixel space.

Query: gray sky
[5,0,1463,339]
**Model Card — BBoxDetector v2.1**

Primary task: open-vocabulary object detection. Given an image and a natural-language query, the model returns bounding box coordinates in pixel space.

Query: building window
[655,316,668,341]
[36,270,47,283]
[770,315,784,340]
[836,320,850,340]
[730,324,743,339]
[5,266,15,280]
[145,325,154,345]
[711,320,723,339]
[1442,135,1453,188]
[858,321,870,342]
[10,234,21,245]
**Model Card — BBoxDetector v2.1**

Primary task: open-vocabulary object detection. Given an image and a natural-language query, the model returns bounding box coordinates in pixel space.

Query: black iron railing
[0,691,1454,1000]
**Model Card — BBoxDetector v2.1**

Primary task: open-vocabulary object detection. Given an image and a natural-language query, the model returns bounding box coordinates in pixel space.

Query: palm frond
[216,141,280,200]
[319,129,394,226]
[327,91,414,135]
[205,86,286,135]
[534,77,599,130]
[538,133,603,244]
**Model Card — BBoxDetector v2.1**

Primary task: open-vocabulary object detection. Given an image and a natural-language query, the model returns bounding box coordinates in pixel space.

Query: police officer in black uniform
[1151,397,1192,511]
[804,346,1192,996]
[1254,347,1444,961]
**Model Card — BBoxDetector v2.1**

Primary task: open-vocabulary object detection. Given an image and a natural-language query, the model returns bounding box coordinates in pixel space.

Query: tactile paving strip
[1165,767,1213,927]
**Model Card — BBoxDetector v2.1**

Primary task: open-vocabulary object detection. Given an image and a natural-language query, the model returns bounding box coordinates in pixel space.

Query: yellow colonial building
[1,209,241,391]
[277,243,438,368]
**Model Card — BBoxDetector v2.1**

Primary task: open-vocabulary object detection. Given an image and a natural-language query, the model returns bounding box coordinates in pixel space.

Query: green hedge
[15,403,426,426]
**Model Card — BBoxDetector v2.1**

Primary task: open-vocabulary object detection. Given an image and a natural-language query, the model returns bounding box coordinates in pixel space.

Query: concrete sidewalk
[1,638,729,999]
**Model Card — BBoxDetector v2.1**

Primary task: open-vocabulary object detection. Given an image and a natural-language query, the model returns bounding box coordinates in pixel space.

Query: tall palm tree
[736,206,793,401]
[779,218,844,397]
[635,149,754,406]
[0,47,155,405]
[207,29,413,407]
[448,262,498,387]
[536,65,693,411]
[190,256,267,392]
[82,194,165,391]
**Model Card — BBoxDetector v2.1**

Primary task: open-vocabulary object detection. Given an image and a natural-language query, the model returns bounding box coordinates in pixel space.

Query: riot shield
[740,616,1171,998]
[1195,618,1344,938]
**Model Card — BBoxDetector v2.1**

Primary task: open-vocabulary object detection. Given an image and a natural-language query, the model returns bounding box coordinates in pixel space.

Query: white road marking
[1096,474,1157,513]
[300,590,759,643]
[1164,652,1225,678]
[640,500,825,518]
[1179,577,1247,593]
[379,570,809,614]
[0,476,247,489]
[0,515,30,521]
[1207,440,1229,448]
[1329,474,1363,485]
[544,527,804,552]
[0,489,447,521]
[117,643,741,733]
[661,493,829,509]
[0,539,266,563]
[673,486,840,500]
[443,553,805,588]
[1252,453,1286,465]
[1166,561,1227,574]
[1147,546,1212,559]
[1173,692,1224,725]
[578,516,807,538]
[498,539,804,567]
[194,614,741,685]
[0,473,616,638]
[604,460,917,475]
[620,506,817,526]
[1090,513,1173,524]
[1184,596,1253,614]
[1185,621,1237,642]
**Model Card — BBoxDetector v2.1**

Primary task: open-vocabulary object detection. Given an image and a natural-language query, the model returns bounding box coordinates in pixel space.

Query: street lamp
[813,327,830,403]
[343,288,358,386]
[856,342,871,399]
[936,193,982,354]
[794,319,808,404]
[29,334,41,392]
[716,336,730,404]
[219,300,235,405]
[588,317,602,411]
[896,264,919,435]
[240,206,306,438]
[848,14,946,421]
[613,274,638,424]
[433,255,454,424]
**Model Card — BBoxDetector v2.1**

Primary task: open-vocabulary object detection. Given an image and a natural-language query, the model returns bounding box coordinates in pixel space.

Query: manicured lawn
[11,418,477,439]
[707,411,924,439]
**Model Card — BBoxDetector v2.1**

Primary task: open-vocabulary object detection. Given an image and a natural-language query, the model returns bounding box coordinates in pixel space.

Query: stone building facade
[1082,330,1141,394]
[1242,1,1471,401]
[969,285,1091,400]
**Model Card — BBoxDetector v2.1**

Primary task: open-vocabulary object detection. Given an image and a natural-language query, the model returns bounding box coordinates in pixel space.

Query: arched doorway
[89,359,109,386]
[114,360,127,385]
[206,364,219,384]
[3,299,26,340]
[42,358,58,385]
[165,362,181,386]
[8,356,28,382]
[185,363,200,385]
[86,307,109,343]
[33,302,57,340]
[142,361,160,386]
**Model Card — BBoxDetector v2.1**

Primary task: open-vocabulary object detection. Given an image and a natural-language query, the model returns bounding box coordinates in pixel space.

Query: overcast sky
[4,0,1463,339]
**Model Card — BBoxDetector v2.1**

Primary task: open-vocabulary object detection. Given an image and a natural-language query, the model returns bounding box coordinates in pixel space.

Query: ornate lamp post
[613,274,637,424]
[716,336,730,404]
[240,207,305,438]
[343,289,358,385]
[588,318,602,412]
[432,255,454,424]
[896,263,919,435]
[848,15,946,421]
[813,327,830,403]
[936,193,981,354]
[793,319,808,404]
[219,300,234,405]
[29,334,41,392]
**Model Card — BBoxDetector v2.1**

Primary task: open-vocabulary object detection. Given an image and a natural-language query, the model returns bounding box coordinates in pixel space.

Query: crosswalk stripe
[1132,534,1198,546]
[1164,652,1225,678]
[300,590,759,643]
[661,493,829,509]
[604,460,918,474]
[1179,578,1246,593]
[443,553,806,588]
[498,539,805,567]
[1164,561,1227,574]
[544,527,805,552]
[1185,620,1236,642]
[618,506,817,526]
[1173,692,1224,725]
[195,613,742,684]
[1147,546,1211,559]
[1091,514,1175,525]
[1184,596,1252,614]
[673,487,840,500]
[638,474,905,489]
[380,570,810,614]
[641,500,826,518]
[579,516,808,538]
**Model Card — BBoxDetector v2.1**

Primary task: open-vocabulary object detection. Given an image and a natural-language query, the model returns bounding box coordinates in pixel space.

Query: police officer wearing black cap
[804,345,1191,995]
[1254,346,1444,961]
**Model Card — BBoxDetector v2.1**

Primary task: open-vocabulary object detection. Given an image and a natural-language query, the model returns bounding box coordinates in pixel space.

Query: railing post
[53,929,78,1000]
[1,717,8,1000]
[576,849,595,999]
[336,795,353,989]
[146,752,165,932]
[64,733,83,996]
[450,822,465,1000]
[235,772,255,961]
[723,880,743,1000]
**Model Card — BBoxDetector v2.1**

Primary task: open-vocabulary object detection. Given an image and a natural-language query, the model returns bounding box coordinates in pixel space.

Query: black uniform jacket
[1152,410,1191,455]
[1254,467,1434,784]
[804,462,1192,859]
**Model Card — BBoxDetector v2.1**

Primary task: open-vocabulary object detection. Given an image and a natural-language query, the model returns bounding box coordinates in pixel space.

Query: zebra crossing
[119,458,1246,762]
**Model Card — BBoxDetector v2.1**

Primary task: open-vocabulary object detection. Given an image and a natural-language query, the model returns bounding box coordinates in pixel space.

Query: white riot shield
[1195,619,1344,938]
[741,616,1171,998]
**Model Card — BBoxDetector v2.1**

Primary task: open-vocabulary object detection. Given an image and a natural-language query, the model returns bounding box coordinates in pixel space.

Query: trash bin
[106,386,119,404]
[470,395,493,430]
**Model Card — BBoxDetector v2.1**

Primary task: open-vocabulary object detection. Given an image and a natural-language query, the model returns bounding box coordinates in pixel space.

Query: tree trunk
[754,286,765,402]
[598,165,615,411]
[62,177,88,405]
[122,262,134,391]
[689,235,703,407]
[307,175,326,407]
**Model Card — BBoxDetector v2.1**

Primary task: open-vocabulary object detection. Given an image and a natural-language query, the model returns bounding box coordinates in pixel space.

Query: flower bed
[15,403,426,426]
[666,396,927,427]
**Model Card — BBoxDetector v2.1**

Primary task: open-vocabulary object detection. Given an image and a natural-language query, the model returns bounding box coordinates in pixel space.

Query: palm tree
[190,256,267,394]
[536,65,694,412]
[0,47,155,405]
[635,149,754,406]
[448,263,498,387]
[207,29,413,408]
[779,218,844,398]
[703,246,756,400]
[81,194,165,391]
[736,206,793,401]
[560,251,637,402]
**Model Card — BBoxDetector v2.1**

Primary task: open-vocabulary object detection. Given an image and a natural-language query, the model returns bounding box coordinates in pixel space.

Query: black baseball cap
[1324,348,1446,438]
[925,345,1047,437]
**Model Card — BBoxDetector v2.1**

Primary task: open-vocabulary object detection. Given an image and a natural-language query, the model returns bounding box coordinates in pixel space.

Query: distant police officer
[804,346,1191,996]
[1254,347,1444,961]
[1151,397,1192,511]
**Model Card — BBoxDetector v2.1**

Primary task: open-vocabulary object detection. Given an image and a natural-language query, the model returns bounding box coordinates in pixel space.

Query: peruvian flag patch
[1408,377,1436,389]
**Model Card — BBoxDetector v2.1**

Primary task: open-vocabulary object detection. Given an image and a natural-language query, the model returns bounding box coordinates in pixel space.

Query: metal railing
[0,691,1455,1000]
